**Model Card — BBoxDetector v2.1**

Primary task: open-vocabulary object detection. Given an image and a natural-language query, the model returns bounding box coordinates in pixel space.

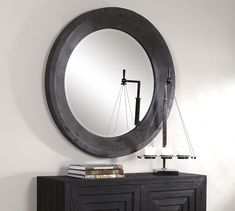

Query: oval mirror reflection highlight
[65,29,154,137]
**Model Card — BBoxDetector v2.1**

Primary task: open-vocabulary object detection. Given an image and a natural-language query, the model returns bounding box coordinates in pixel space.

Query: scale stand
[106,69,141,136]
[137,68,196,175]
[153,69,179,175]
[121,69,141,125]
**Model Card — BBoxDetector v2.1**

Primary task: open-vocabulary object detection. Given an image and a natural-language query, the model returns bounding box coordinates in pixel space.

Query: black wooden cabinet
[37,173,206,211]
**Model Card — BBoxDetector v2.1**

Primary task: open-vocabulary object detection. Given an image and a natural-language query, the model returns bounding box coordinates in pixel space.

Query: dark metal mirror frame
[45,7,175,158]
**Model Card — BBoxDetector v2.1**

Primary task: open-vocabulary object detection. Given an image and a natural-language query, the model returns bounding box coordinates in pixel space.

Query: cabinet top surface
[37,172,206,186]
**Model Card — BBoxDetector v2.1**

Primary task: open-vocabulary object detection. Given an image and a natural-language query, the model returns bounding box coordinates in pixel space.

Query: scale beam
[137,68,196,175]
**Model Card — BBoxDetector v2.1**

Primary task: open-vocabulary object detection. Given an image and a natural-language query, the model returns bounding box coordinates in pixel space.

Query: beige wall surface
[0,0,235,210]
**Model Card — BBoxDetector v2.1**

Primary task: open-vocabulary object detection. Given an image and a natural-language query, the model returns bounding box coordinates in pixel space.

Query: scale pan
[177,155,190,159]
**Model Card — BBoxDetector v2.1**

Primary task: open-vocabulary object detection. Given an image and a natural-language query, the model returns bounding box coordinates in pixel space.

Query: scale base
[153,168,179,176]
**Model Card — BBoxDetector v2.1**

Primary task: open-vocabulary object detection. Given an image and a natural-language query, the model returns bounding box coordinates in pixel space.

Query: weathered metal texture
[45,7,175,157]
[37,173,206,211]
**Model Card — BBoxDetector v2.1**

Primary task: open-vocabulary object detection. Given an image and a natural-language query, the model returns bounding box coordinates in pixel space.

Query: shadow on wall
[223,193,235,211]
[0,173,44,211]
[8,0,111,160]
[209,186,235,211]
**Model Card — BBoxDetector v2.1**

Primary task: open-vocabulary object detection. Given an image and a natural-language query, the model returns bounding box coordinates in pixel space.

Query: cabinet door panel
[71,185,140,211]
[141,181,205,211]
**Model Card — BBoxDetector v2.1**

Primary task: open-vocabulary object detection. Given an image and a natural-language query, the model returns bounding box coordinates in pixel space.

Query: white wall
[0,0,234,210]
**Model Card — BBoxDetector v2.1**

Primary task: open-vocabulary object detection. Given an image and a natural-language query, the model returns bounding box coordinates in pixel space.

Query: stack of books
[67,164,125,179]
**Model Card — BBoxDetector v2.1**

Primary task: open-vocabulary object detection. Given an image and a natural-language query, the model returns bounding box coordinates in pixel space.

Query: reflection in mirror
[65,29,154,137]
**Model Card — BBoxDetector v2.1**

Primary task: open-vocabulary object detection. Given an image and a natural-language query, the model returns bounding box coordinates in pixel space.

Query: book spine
[92,174,125,179]
[91,166,123,170]
[67,173,125,179]
[68,169,124,175]
[69,165,123,171]
[69,166,85,170]
[67,174,84,178]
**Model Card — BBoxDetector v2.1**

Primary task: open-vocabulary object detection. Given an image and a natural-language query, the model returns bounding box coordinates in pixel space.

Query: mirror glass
[65,29,154,137]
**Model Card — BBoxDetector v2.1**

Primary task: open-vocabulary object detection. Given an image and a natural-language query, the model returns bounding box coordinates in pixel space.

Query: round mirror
[65,29,154,137]
[45,7,175,157]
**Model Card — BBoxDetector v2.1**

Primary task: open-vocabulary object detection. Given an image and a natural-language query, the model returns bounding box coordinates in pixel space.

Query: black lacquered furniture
[37,173,206,211]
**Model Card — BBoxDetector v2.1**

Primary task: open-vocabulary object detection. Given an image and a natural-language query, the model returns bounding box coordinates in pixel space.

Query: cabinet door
[141,181,206,211]
[71,185,140,211]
